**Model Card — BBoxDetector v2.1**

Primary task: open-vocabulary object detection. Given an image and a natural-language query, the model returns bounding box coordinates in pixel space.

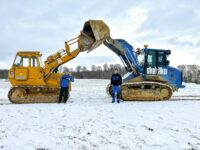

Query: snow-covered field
[0,79,200,150]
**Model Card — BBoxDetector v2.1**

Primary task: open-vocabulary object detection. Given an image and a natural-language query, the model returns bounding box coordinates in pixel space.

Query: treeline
[64,64,200,83]
[178,65,200,84]
[1,65,200,84]
[0,70,8,79]
[0,64,126,79]
[63,64,126,79]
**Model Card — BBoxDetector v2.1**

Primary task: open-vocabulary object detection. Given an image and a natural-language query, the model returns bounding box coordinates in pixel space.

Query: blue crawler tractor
[76,20,185,100]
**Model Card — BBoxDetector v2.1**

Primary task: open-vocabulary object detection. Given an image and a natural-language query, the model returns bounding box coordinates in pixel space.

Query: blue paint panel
[104,39,142,77]
[162,66,185,89]
[117,39,143,73]
[122,72,136,82]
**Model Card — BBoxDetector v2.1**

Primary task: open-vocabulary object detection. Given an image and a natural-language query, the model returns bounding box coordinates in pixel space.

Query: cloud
[107,4,149,39]
[0,0,200,69]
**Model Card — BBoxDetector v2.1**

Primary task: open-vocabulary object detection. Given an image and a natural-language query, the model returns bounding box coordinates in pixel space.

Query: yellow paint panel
[15,68,28,81]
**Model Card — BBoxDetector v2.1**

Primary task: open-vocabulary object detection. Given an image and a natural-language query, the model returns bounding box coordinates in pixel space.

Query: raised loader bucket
[79,20,110,52]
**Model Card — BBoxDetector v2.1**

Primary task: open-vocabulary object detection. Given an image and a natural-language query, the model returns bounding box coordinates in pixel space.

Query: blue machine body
[104,39,185,90]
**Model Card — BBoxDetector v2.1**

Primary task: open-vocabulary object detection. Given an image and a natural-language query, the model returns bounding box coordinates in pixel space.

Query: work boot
[112,99,115,103]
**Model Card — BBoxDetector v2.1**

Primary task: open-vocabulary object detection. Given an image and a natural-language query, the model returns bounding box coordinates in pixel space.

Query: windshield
[137,52,145,66]
[14,55,22,66]
[13,55,29,67]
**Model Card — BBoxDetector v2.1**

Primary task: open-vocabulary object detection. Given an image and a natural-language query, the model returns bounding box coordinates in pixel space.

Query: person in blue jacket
[58,71,74,103]
[111,68,122,103]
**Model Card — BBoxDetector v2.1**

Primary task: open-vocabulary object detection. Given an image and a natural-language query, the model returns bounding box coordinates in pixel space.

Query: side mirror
[166,50,171,55]
[165,60,170,66]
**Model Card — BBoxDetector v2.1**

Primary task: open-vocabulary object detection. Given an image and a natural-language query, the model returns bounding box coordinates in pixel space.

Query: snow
[0,79,200,150]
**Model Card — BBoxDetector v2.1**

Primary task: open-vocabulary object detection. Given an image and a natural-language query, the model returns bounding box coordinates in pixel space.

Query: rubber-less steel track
[106,81,173,101]
[8,86,60,104]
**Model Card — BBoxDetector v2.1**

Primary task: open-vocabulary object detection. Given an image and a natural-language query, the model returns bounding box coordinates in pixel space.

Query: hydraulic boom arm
[43,20,110,78]
[79,20,144,77]
[104,38,143,77]
[44,37,81,77]
[43,20,143,79]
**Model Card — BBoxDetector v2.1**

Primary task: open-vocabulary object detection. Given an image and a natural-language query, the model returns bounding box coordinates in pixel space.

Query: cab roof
[142,48,171,55]
[16,51,42,56]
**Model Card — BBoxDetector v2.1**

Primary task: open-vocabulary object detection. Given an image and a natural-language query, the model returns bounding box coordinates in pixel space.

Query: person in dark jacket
[58,71,74,103]
[110,68,122,103]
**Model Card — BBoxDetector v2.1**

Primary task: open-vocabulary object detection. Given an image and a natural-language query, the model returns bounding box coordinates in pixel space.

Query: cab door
[28,56,42,82]
[145,50,167,76]
[13,55,29,81]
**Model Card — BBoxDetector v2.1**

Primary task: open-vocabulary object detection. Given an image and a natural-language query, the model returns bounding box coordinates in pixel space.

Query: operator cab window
[14,56,29,67]
[14,55,22,66]
[147,51,156,68]
[30,57,38,67]
[137,53,145,66]
[22,57,29,67]
[158,51,166,67]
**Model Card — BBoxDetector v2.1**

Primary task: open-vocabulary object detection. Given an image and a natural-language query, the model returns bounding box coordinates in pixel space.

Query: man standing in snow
[110,68,122,103]
[58,71,74,103]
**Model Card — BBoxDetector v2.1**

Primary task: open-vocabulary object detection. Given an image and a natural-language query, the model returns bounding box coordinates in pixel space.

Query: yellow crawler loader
[8,20,109,103]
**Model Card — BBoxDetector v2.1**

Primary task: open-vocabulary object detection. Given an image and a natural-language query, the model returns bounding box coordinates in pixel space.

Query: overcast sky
[0,0,200,69]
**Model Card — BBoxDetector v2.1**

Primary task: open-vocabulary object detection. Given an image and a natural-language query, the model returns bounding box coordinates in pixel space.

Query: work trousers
[58,87,69,103]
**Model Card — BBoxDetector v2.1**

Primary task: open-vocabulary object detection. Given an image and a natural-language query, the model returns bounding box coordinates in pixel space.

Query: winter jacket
[60,74,74,88]
[111,73,122,86]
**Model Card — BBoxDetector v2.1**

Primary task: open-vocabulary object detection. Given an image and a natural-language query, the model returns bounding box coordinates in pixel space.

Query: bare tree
[63,66,69,72]
[91,65,96,71]
[178,65,200,83]
[96,66,102,71]
[109,64,114,71]
[82,66,87,72]
[103,64,108,71]
[76,66,82,72]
